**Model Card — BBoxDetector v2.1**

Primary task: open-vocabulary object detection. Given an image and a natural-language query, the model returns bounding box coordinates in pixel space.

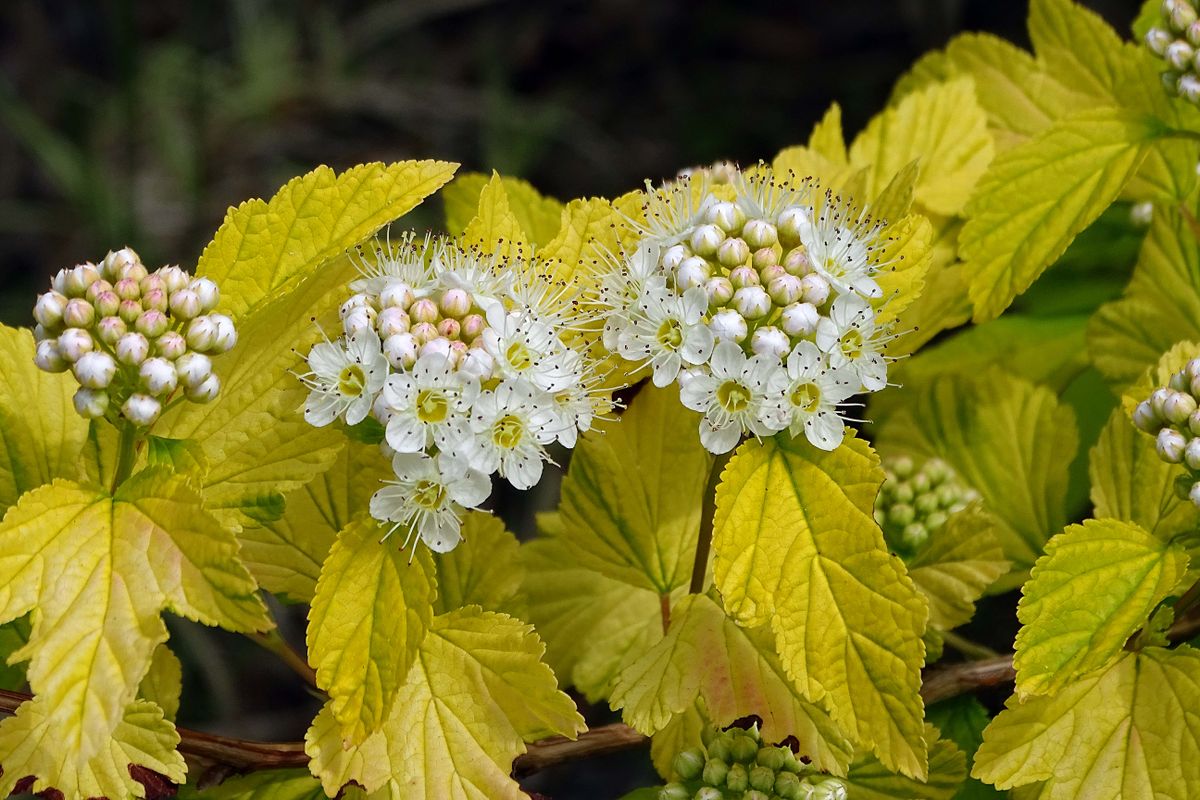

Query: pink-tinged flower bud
[420,336,453,361]
[750,326,790,359]
[33,292,67,329]
[777,206,808,246]
[343,308,375,338]
[752,246,781,271]
[410,321,439,344]
[114,278,141,301]
[1164,389,1198,424]
[1147,26,1174,55]
[57,329,94,362]
[115,332,150,366]
[156,330,187,359]
[85,279,113,303]
[1168,0,1198,32]
[710,309,748,342]
[1189,20,1200,47]
[1158,428,1187,463]
[340,294,370,319]
[73,388,109,419]
[689,224,725,258]
[209,314,237,353]
[186,373,220,404]
[378,281,415,309]
[783,247,812,276]
[743,219,779,250]
[733,286,771,320]
[140,274,166,296]
[707,201,745,234]
[93,290,120,318]
[73,351,117,389]
[32,324,50,342]
[447,339,468,367]
[1167,40,1195,71]
[460,313,486,341]
[191,277,219,311]
[439,288,472,319]
[437,318,461,340]
[122,393,162,426]
[168,289,201,320]
[383,333,419,369]
[186,316,217,351]
[1180,73,1200,104]
[175,352,213,389]
[704,276,735,306]
[458,347,495,380]
[96,316,127,346]
[102,247,140,281]
[759,263,787,285]
[716,237,750,269]
[729,265,760,289]
[120,262,149,283]
[409,298,440,324]
[1133,400,1162,434]
[135,310,169,338]
[140,357,178,396]
[118,299,143,324]
[50,269,68,294]
[34,339,67,373]
[376,307,411,338]
[142,288,169,313]
[781,302,820,338]
[800,273,831,306]
[768,274,804,306]
[157,266,189,294]
[63,263,100,297]
[675,256,710,290]
[661,244,689,273]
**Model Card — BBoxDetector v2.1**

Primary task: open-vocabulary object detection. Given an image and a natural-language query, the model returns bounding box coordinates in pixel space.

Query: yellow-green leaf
[540,196,622,283]
[974,646,1200,799]
[444,171,563,245]
[961,107,1152,322]
[179,769,329,800]
[844,726,966,800]
[1027,0,1132,102]
[0,617,29,691]
[907,508,1010,631]
[610,593,855,775]
[245,441,392,603]
[432,511,523,615]
[199,160,457,320]
[1014,519,1188,697]
[556,386,711,593]
[809,102,848,164]
[0,324,88,512]
[0,469,268,796]
[713,434,929,779]
[873,214,933,328]
[139,643,183,723]
[306,516,435,745]
[875,369,1077,571]
[462,171,529,259]
[306,606,584,799]
[849,78,994,217]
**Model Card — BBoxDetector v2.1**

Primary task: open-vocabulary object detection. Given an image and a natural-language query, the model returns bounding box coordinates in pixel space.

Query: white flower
[483,305,579,392]
[467,379,557,489]
[370,452,491,553]
[598,241,663,351]
[617,286,714,387]
[815,294,888,392]
[300,328,388,427]
[629,176,714,246]
[679,340,789,454]
[350,231,435,297]
[795,194,883,299]
[780,341,857,450]
[379,351,475,452]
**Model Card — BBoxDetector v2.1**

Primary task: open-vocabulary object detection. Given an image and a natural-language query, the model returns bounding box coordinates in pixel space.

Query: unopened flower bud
[210,314,237,352]
[191,277,220,311]
[1168,0,1199,31]
[102,247,140,280]
[749,764,775,793]
[889,503,916,527]
[169,289,201,320]
[781,302,820,338]
[117,299,142,324]
[34,339,67,373]
[114,277,141,302]
[777,206,808,245]
[725,763,749,792]
[1189,409,1200,436]
[901,522,929,551]
[704,276,735,306]
[458,347,495,380]
[758,263,787,285]
[1147,26,1175,55]
[93,290,120,318]
[72,387,108,419]
[33,292,67,329]
[57,328,93,362]
[158,266,189,294]
[1167,40,1195,71]
[801,273,831,306]
[421,336,453,361]
[62,298,94,329]
[410,298,439,324]
[1165,389,1198,423]
[701,759,728,786]
[768,274,804,305]
[185,374,220,404]
[733,286,771,320]
[810,777,848,800]
[743,219,779,249]
[175,352,213,389]
[1189,19,1200,46]
[185,316,216,351]
[115,332,150,366]
[675,256,710,290]
[708,201,745,234]
[73,351,117,389]
[379,281,415,309]
[710,309,748,342]
[447,339,468,367]
[1185,437,1200,470]
[1131,201,1154,228]
[140,274,166,297]
[50,269,71,295]
[135,310,169,339]
[752,245,781,271]
[84,278,113,303]
[376,307,411,338]
[673,748,705,780]
[142,288,170,313]
[439,288,471,319]
[123,393,162,426]
[410,321,439,344]
[343,307,376,337]
[783,248,812,276]
[155,330,186,360]
[120,262,149,283]
[716,237,750,268]
[340,293,371,319]
[1180,73,1200,104]
[750,326,790,358]
[1151,387,1173,417]
[437,318,461,340]
[690,224,725,257]
[1158,428,1187,462]
[140,357,178,396]
[661,244,688,273]
[729,265,760,289]
[460,313,486,341]
[383,333,419,369]
[63,264,100,297]
[693,788,721,800]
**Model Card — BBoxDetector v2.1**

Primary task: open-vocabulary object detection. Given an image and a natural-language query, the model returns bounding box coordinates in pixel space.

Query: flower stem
[111,421,139,493]
[250,629,319,690]
[690,450,732,595]
[941,629,999,661]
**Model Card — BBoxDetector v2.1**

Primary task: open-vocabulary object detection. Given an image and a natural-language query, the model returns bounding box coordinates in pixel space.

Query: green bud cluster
[875,455,979,555]
[1132,358,1200,508]
[31,247,235,427]
[659,724,847,800]
[1146,0,1200,104]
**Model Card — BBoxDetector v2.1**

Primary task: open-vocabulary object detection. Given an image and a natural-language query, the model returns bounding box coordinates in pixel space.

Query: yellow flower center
[416,388,449,423]
[791,382,821,413]
[506,341,533,371]
[656,318,683,350]
[841,328,863,359]
[492,414,525,449]
[413,478,446,510]
[716,380,751,413]
[338,364,366,397]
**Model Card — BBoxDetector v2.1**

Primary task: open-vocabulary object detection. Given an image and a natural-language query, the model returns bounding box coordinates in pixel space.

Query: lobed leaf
[432,511,523,616]
[844,726,966,800]
[462,171,530,259]
[907,508,1011,631]
[444,171,563,245]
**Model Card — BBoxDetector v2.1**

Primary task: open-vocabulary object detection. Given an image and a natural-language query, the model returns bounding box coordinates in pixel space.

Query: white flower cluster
[300,234,604,553]
[1146,0,1200,104]
[1133,358,1200,507]
[32,247,235,426]
[599,167,893,454]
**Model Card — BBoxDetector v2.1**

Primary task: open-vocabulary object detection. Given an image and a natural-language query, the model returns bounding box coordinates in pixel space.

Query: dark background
[0,2,1141,798]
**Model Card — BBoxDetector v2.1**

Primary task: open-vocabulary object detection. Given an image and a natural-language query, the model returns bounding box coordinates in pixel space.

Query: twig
[660,594,671,635]
[690,452,730,594]
[511,724,650,778]
[920,655,1014,705]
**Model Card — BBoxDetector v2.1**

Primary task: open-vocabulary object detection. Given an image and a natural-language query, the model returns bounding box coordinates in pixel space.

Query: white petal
[345,395,372,426]
[652,352,682,387]
[859,355,888,391]
[679,375,717,412]
[681,324,715,365]
[304,393,341,427]
[699,417,742,455]
[421,514,462,553]
[710,340,745,378]
[386,415,427,452]
[307,343,346,379]
[805,410,846,451]
[451,469,493,507]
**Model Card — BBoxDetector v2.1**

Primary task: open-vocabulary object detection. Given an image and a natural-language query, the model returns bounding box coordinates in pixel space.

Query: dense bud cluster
[300,233,606,553]
[874,456,980,555]
[1132,358,1200,507]
[599,166,894,455]
[660,725,846,800]
[1145,0,1200,104]
[32,247,234,426]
